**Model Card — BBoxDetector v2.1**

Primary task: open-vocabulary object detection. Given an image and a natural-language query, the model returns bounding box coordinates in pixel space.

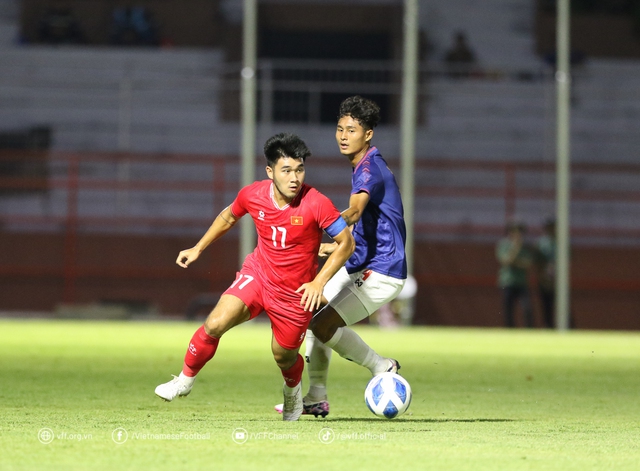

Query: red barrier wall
[2,232,639,330]
[413,241,640,330]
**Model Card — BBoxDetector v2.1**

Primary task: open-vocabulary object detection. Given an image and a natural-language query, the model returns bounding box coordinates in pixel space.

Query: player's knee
[273,350,297,370]
[203,316,225,338]
[309,315,335,344]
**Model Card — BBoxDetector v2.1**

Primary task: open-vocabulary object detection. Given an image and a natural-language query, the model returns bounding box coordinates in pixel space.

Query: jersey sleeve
[311,189,344,236]
[352,162,382,197]
[229,184,250,218]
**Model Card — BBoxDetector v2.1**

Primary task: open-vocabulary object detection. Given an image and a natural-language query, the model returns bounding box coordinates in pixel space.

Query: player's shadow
[327,418,518,423]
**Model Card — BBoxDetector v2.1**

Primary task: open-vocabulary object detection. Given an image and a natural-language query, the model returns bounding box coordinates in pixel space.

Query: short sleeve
[352,163,382,198]
[230,185,250,218]
[311,189,343,234]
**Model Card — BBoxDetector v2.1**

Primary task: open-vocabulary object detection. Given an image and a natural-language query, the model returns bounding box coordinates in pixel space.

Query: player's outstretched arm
[297,226,355,311]
[176,206,239,268]
[340,191,370,226]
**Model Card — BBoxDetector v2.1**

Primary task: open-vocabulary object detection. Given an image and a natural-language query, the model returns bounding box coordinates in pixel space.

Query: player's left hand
[296,281,324,312]
[318,242,337,259]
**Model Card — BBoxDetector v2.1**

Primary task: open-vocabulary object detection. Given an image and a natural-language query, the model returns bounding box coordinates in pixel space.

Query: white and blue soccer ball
[364,372,412,419]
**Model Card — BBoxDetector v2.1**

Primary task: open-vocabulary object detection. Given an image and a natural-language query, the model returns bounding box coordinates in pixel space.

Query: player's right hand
[176,247,201,268]
[296,280,325,312]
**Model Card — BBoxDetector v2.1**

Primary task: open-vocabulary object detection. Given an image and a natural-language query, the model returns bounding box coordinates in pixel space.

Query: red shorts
[223,258,310,350]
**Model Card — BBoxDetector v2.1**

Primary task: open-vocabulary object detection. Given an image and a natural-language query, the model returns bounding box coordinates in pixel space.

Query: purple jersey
[346,147,407,279]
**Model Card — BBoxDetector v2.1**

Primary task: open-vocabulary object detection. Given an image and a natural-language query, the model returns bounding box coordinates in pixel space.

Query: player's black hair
[338,95,381,131]
[263,132,311,168]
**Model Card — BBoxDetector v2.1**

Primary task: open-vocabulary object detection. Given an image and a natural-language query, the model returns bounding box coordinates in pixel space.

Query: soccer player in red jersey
[155,133,355,421]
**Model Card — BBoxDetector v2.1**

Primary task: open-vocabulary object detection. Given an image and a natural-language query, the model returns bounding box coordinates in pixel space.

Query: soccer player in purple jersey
[155,133,354,421]
[275,96,408,418]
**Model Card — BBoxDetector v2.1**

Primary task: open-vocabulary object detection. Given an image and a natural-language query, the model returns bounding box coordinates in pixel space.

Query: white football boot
[282,383,303,421]
[155,375,194,402]
[385,358,401,374]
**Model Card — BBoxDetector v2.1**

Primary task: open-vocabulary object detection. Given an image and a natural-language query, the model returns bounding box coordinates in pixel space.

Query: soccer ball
[364,372,412,419]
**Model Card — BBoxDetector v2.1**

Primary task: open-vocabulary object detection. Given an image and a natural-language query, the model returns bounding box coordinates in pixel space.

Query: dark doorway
[260,30,394,124]
[260,31,392,60]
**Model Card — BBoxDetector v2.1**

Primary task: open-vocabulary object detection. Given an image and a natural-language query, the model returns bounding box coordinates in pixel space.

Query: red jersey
[230,180,342,295]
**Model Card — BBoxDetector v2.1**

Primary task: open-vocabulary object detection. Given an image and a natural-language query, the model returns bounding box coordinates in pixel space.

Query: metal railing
[2,150,640,305]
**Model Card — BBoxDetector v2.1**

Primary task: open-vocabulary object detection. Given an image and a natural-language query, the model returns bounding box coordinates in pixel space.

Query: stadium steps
[0,47,225,152]
[1,0,639,237]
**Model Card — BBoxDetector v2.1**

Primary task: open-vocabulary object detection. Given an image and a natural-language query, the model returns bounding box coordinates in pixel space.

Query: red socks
[182,326,303,388]
[282,354,304,388]
[182,325,220,377]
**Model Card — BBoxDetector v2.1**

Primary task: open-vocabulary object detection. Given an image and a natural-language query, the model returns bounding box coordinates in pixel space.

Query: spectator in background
[109,6,159,46]
[496,221,534,328]
[444,31,476,78]
[37,6,85,45]
[534,218,556,329]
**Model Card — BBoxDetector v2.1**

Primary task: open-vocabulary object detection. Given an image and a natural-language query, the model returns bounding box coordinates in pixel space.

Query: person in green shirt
[496,221,534,327]
[534,218,556,328]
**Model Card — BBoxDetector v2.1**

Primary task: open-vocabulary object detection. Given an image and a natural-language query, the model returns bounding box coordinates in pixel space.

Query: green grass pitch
[1,319,639,471]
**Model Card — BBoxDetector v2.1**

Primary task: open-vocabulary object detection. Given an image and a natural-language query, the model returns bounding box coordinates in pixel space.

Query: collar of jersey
[270,182,294,210]
[354,146,378,171]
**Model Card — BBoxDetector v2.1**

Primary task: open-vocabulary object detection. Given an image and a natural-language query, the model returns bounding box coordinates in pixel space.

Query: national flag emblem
[291,216,303,225]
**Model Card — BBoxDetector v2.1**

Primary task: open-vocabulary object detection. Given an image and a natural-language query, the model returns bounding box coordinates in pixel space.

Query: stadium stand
[1,0,639,327]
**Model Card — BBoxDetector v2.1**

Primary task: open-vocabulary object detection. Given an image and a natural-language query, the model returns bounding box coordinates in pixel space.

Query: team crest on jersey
[291,216,303,225]
[258,210,265,220]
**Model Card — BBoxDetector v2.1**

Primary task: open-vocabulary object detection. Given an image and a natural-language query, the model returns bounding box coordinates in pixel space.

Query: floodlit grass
[0,319,639,471]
